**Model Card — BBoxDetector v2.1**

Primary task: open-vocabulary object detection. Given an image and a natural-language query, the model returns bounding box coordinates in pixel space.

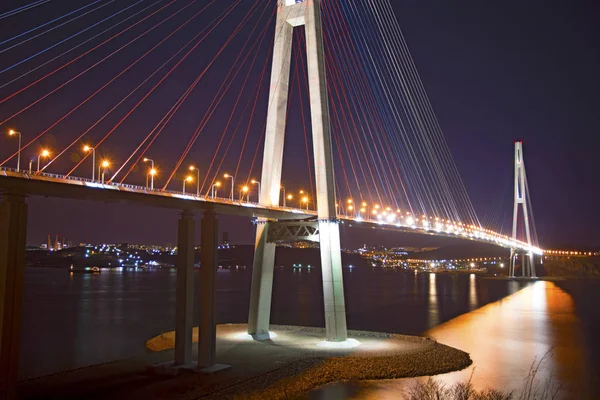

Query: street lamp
[224,173,234,200]
[302,196,309,210]
[99,160,110,183]
[286,194,293,208]
[189,166,200,196]
[240,185,249,201]
[83,145,95,181]
[37,149,50,172]
[8,130,21,172]
[143,158,155,190]
[183,175,193,194]
[211,181,221,198]
[251,179,260,202]
[148,168,157,189]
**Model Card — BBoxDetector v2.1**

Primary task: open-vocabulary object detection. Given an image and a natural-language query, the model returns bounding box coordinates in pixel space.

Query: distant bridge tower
[509,141,536,278]
[247,0,348,342]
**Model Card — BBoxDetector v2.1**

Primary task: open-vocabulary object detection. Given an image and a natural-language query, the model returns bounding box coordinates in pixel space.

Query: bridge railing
[0,167,541,254]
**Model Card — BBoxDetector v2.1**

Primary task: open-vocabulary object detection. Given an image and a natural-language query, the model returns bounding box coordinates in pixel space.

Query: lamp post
[148,168,157,190]
[83,145,95,181]
[302,196,309,210]
[347,199,354,217]
[99,160,110,184]
[286,194,293,208]
[240,185,249,201]
[251,179,260,202]
[37,149,50,172]
[8,130,21,172]
[183,175,193,194]
[189,166,200,196]
[28,160,33,173]
[143,158,155,189]
[224,173,234,201]
[211,181,221,198]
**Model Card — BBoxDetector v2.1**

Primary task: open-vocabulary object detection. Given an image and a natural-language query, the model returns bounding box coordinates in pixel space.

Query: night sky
[0,0,598,248]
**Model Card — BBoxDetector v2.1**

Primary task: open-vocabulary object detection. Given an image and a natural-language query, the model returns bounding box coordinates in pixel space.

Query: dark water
[19,268,600,398]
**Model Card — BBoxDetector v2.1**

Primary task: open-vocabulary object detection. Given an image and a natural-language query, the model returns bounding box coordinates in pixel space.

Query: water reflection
[343,281,590,399]
[428,273,439,327]
[468,273,477,310]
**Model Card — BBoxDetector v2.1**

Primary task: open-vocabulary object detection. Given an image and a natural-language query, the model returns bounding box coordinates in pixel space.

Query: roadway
[0,168,541,254]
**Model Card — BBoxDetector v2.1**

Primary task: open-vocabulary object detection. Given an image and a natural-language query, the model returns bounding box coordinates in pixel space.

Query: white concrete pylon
[247,0,348,342]
[510,142,536,278]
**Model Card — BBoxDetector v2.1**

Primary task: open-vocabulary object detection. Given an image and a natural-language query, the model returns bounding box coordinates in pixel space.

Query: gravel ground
[20,324,471,400]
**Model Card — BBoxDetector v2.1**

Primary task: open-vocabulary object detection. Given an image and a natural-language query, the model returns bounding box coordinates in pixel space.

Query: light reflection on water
[312,281,592,399]
[22,266,593,398]
[428,273,439,327]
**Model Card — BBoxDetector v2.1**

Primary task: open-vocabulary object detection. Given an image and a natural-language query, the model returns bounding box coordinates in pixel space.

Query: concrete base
[251,332,272,341]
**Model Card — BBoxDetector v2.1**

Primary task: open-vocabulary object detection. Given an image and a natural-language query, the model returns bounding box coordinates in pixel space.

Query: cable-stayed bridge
[0,0,542,394]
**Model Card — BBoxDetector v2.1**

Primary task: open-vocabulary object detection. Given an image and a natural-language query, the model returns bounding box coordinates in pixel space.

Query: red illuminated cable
[233,38,273,182]
[166,2,264,191]
[0,1,175,106]
[114,1,245,183]
[324,3,412,209]
[36,0,218,173]
[245,122,266,185]
[323,1,400,206]
[198,7,273,194]
[325,0,413,212]
[323,14,392,207]
[201,30,271,194]
[78,1,244,179]
[0,0,188,167]
[162,0,267,190]
[66,1,246,177]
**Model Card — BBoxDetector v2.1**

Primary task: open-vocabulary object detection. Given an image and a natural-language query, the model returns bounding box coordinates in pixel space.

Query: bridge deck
[0,168,539,254]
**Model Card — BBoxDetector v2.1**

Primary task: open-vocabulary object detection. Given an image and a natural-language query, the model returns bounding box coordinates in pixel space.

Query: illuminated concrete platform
[18,324,471,400]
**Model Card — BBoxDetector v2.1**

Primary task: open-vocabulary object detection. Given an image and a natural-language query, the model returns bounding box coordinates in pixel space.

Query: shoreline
[20,324,471,400]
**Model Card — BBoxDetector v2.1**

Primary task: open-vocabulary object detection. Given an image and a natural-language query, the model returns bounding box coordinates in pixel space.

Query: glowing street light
[240,185,249,201]
[148,168,157,189]
[211,181,221,198]
[83,145,95,181]
[99,160,110,184]
[224,173,234,201]
[8,129,21,172]
[189,165,200,196]
[143,158,155,190]
[302,196,309,210]
[286,194,293,208]
[251,179,260,203]
[37,149,50,173]
[183,175,193,194]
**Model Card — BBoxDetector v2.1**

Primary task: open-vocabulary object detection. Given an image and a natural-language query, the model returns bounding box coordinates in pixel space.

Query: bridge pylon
[509,142,537,278]
[247,0,348,342]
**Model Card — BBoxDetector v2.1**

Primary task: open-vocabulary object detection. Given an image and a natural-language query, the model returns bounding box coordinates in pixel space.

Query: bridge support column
[318,220,347,342]
[509,249,515,278]
[174,210,195,367]
[0,192,27,400]
[198,211,227,372]
[247,221,275,340]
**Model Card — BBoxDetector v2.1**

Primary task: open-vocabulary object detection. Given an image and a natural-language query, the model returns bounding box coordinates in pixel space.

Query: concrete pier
[0,192,27,400]
[247,221,276,340]
[198,210,220,370]
[174,210,195,366]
